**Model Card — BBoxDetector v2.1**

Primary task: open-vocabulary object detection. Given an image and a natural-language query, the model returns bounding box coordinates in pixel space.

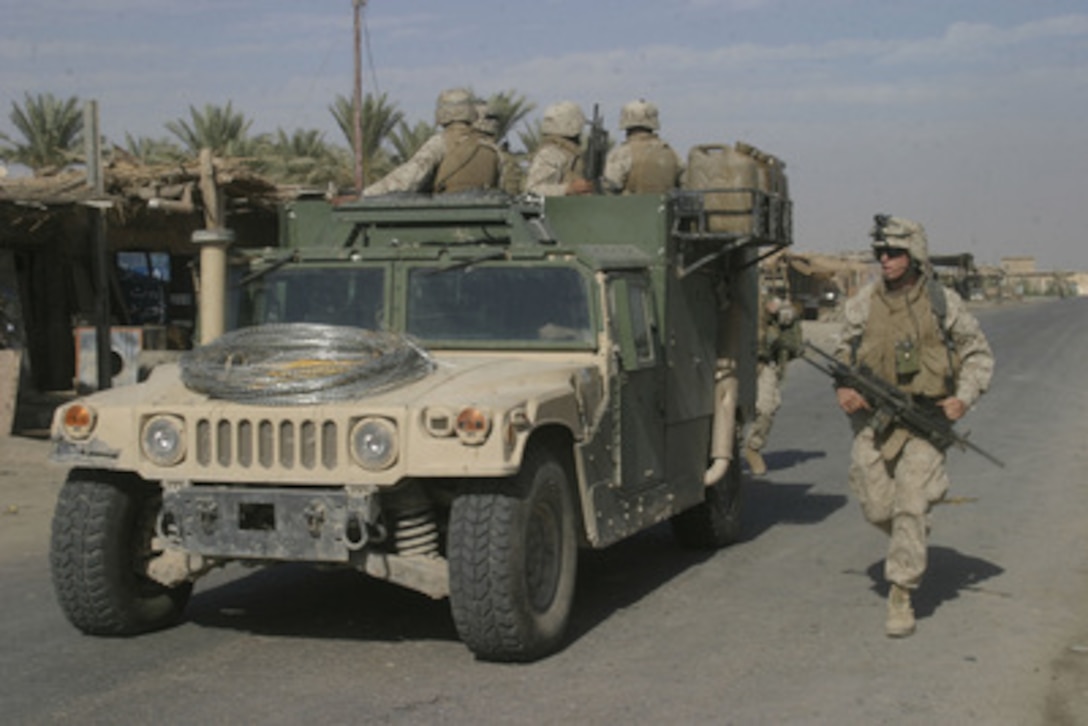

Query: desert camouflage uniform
[748,363,782,454]
[746,299,802,457]
[362,123,501,197]
[835,277,993,590]
[362,132,446,196]
[524,136,584,196]
[603,130,683,194]
[473,102,524,195]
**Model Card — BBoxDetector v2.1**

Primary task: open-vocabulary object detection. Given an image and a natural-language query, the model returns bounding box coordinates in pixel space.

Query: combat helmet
[473,101,499,138]
[435,88,477,126]
[871,214,928,265]
[540,101,586,139]
[619,99,660,131]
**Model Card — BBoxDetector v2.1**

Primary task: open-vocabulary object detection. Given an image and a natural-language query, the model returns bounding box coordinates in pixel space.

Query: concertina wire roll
[180,323,435,405]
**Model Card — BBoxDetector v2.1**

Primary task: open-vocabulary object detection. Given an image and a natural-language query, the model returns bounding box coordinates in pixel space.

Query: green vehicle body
[49,189,789,661]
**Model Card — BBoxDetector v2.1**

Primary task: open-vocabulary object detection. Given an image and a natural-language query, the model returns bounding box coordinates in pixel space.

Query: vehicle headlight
[141,415,187,466]
[350,417,398,470]
[61,404,97,440]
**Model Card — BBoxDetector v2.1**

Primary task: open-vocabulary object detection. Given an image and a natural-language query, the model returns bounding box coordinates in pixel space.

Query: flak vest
[855,278,959,459]
[434,125,501,194]
[856,278,956,399]
[624,135,681,194]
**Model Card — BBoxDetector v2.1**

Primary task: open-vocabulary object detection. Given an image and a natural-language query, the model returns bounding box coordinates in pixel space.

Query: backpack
[926,275,958,391]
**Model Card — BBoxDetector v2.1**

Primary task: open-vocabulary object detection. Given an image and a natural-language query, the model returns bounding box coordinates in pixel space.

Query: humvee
[49,188,789,661]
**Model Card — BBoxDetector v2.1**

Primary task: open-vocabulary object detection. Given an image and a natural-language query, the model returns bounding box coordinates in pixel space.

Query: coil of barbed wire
[180,323,435,405]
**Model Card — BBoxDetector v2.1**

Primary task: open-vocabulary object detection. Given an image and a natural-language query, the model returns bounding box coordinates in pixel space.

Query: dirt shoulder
[0,434,62,560]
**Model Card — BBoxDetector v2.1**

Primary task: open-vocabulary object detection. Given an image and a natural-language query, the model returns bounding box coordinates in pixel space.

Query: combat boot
[744,447,767,476]
[886,584,916,638]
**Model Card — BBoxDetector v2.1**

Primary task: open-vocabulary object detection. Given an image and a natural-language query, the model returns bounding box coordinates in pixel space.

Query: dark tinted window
[407,265,592,346]
[237,267,385,329]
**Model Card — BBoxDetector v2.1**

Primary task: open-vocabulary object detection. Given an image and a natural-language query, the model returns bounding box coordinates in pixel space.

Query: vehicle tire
[448,445,578,662]
[50,469,192,635]
[670,440,744,549]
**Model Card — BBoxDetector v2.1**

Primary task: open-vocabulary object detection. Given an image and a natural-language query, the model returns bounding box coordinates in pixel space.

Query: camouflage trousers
[746,362,781,452]
[847,426,950,589]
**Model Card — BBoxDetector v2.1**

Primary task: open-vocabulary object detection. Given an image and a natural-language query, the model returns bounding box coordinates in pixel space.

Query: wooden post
[194,149,232,344]
[0,349,20,435]
[85,100,113,390]
[199,148,223,229]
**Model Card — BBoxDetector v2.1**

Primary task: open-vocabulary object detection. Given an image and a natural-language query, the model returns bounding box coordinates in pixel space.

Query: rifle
[802,341,1005,468]
[583,103,608,193]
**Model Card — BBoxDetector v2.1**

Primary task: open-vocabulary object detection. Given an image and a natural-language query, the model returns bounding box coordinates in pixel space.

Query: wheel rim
[525,490,562,613]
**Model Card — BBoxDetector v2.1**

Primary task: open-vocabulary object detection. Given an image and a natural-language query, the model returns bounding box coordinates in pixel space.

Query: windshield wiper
[424,249,507,275]
[237,250,299,287]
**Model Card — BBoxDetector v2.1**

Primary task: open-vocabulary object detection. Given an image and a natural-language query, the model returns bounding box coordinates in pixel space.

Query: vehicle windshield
[234,266,385,329]
[407,264,594,347]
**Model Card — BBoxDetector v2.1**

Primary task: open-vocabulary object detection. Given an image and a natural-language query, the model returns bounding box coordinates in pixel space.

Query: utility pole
[84,100,113,390]
[352,0,367,194]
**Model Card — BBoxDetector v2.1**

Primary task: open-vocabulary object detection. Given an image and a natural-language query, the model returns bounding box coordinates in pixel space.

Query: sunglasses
[873,248,908,261]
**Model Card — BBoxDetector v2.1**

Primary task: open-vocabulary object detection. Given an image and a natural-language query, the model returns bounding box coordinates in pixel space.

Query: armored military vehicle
[49,185,790,661]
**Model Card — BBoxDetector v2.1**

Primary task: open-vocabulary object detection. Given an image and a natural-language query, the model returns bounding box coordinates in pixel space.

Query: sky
[2,0,1086,271]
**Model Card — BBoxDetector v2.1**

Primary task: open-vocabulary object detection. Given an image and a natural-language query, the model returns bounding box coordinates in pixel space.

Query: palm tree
[257,128,351,187]
[270,128,331,160]
[165,102,255,156]
[0,92,83,174]
[120,133,186,165]
[516,120,543,156]
[329,91,404,181]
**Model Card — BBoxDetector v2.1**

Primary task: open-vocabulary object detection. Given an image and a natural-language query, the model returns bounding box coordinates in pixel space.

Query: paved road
[1,298,1086,725]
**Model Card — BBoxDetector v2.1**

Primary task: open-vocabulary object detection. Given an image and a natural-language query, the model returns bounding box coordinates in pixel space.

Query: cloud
[882,14,1088,65]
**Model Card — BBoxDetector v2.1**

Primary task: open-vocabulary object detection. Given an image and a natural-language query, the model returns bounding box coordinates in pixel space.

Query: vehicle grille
[193,416,340,471]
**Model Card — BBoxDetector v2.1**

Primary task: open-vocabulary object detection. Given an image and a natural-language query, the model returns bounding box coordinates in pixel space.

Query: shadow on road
[742,479,849,540]
[567,523,716,643]
[865,545,1005,619]
[568,471,848,646]
[183,524,721,654]
[187,564,460,644]
[182,473,851,655]
[760,448,828,472]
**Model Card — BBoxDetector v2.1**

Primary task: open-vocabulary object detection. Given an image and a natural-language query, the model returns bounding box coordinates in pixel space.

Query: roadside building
[0,156,283,428]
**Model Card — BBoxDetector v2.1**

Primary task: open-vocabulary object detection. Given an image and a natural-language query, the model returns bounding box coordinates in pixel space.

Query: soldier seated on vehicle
[363,88,502,197]
[603,99,684,195]
[524,101,594,197]
[474,99,525,196]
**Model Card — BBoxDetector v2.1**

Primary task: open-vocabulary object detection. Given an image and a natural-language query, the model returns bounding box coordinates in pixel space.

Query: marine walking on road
[744,294,804,476]
[831,214,994,638]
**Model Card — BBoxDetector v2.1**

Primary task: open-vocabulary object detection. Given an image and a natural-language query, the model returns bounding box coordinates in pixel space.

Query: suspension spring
[393,506,440,556]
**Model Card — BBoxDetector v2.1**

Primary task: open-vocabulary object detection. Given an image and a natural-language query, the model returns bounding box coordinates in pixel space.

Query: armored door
[607,272,666,491]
